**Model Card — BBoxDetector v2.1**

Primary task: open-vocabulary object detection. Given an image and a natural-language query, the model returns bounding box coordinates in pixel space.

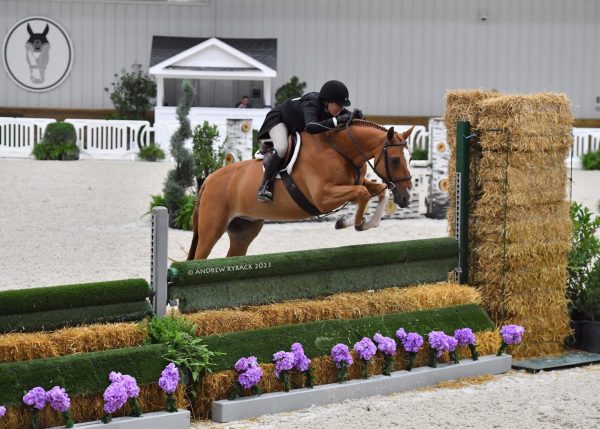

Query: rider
[256,80,364,202]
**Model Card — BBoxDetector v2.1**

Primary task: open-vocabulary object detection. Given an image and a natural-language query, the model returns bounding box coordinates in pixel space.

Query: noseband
[373,139,413,190]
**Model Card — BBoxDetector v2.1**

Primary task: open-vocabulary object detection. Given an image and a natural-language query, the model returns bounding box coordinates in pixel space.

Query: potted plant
[567,202,600,351]
[574,260,600,352]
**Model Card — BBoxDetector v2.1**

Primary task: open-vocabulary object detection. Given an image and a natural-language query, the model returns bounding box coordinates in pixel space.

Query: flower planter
[212,354,512,423]
[48,410,190,429]
[579,320,600,353]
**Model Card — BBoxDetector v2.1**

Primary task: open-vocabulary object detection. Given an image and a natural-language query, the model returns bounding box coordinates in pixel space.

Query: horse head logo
[25,23,50,83]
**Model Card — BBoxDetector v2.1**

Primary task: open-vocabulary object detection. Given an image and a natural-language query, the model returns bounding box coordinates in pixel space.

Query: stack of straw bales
[445,90,573,357]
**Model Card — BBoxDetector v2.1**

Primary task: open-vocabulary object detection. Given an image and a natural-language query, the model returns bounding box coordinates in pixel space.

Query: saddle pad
[255,132,302,178]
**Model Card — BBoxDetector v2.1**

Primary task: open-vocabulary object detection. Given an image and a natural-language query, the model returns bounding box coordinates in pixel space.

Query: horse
[25,23,50,84]
[187,119,414,260]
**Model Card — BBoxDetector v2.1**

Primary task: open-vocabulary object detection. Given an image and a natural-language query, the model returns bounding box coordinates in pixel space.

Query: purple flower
[0,406,6,417]
[447,335,458,352]
[158,363,180,395]
[331,343,353,368]
[501,324,525,345]
[395,328,408,344]
[273,351,295,378]
[103,382,128,414]
[238,366,263,390]
[353,337,377,361]
[403,333,424,353]
[23,387,46,410]
[374,333,397,356]
[454,328,476,346]
[291,343,311,372]
[45,386,70,413]
[108,371,123,384]
[428,331,450,358]
[234,356,258,373]
[119,375,140,398]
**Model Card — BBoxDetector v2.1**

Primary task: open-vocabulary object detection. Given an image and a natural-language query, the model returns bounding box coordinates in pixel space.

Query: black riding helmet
[318,80,351,107]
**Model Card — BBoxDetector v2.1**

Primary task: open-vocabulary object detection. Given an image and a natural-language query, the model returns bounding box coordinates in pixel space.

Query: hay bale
[182,283,481,336]
[445,91,573,358]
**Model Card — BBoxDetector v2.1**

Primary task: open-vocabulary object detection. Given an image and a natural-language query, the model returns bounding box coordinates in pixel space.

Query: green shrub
[275,76,306,106]
[32,122,79,160]
[147,315,222,385]
[104,63,156,120]
[192,121,224,182]
[138,142,165,162]
[173,193,197,231]
[411,147,428,161]
[578,260,600,321]
[568,202,600,316]
[147,314,197,344]
[148,194,167,215]
[582,150,600,170]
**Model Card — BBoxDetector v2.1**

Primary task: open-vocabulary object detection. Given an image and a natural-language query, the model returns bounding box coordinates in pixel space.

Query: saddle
[255,133,322,216]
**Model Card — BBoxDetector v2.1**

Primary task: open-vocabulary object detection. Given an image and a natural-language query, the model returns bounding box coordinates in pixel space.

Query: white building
[1,0,600,121]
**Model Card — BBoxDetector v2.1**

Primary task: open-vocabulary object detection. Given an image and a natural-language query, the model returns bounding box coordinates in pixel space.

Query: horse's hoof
[335,217,346,229]
[354,218,366,231]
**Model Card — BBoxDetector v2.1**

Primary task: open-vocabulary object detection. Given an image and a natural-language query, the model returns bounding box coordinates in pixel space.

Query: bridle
[335,121,412,191]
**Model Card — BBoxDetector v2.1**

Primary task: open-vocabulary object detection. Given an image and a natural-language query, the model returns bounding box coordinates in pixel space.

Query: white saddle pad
[254,132,302,178]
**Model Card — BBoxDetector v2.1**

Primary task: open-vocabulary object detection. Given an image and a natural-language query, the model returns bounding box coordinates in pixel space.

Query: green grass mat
[0,278,151,315]
[0,300,153,333]
[0,344,168,406]
[200,303,494,372]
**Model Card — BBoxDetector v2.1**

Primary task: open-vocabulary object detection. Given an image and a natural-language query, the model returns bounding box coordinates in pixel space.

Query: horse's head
[26,24,49,52]
[373,126,413,208]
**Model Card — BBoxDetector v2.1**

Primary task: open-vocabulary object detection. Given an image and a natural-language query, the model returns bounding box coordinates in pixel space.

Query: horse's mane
[348,119,389,133]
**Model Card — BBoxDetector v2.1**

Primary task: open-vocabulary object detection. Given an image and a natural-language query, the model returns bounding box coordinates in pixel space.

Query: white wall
[1,0,599,118]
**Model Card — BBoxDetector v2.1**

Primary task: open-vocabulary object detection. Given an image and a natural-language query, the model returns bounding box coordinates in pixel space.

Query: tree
[275,76,307,106]
[162,80,196,228]
[192,121,225,185]
[105,63,156,120]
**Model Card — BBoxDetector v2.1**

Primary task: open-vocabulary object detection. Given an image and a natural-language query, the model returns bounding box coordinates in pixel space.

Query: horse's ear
[400,126,415,141]
[42,24,49,36]
[387,127,394,141]
[27,23,33,36]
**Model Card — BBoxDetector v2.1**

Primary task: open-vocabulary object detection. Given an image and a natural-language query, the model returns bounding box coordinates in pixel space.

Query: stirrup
[257,184,273,202]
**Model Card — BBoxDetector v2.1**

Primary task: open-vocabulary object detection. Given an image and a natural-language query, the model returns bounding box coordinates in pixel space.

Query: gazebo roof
[149,36,277,79]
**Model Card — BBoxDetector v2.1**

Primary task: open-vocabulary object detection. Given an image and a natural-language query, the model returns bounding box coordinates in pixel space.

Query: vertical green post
[456,121,470,284]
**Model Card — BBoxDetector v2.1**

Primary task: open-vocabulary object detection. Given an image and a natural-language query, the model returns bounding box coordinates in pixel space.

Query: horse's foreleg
[319,184,371,230]
[360,180,389,230]
[226,218,264,257]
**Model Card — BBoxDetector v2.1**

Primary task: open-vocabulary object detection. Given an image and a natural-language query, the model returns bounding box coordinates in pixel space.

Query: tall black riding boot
[257,151,284,202]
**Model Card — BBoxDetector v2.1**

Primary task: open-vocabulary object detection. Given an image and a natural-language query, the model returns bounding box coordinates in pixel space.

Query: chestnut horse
[187,120,413,260]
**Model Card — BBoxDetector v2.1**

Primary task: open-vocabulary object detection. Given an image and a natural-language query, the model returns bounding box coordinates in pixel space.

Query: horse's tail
[186,181,205,260]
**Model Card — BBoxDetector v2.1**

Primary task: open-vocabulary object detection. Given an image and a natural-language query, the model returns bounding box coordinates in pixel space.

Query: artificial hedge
[0,344,168,406]
[171,258,457,312]
[200,303,493,372]
[0,301,153,333]
[171,237,458,285]
[0,278,151,315]
[170,238,459,312]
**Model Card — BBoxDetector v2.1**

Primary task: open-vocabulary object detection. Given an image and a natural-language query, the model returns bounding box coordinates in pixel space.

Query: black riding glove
[336,113,351,125]
[353,108,365,119]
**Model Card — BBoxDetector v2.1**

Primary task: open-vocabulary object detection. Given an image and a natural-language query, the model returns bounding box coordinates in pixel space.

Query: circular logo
[2,16,73,92]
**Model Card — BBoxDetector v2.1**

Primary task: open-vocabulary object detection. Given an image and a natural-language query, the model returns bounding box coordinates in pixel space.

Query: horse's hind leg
[226,218,264,257]
[193,208,230,260]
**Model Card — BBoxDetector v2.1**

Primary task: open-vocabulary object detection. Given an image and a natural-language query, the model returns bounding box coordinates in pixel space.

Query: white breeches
[268,123,289,157]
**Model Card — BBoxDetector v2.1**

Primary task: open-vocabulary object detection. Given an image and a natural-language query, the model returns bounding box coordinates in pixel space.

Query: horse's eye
[390,157,400,166]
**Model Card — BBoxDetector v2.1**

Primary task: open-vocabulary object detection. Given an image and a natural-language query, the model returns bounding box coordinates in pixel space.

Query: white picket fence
[0,118,154,160]
[0,116,599,167]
